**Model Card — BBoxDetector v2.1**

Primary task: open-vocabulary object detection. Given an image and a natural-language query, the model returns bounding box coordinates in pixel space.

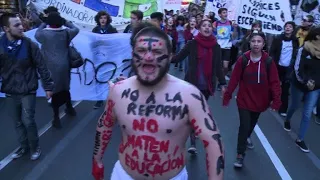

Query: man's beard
[132,61,170,86]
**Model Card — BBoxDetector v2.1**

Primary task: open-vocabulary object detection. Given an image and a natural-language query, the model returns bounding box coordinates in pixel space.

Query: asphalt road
[0,67,320,180]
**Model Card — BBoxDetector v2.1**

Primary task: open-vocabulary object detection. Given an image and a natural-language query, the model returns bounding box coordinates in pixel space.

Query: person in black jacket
[92,11,117,109]
[269,21,299,117]
[123,10,143,33]
[0,13,54,161]
[284,26,320,153]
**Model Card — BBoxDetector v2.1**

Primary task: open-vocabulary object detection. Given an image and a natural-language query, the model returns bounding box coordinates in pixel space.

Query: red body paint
[203,140,209,148]
[132,118,159,133]
[190,119,202,136]
[92,160,104,180]
[101,130,112,154]
[103,100,115,128]
[125,152,184,177]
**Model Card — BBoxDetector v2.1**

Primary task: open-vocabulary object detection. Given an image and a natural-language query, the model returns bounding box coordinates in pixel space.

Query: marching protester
[92,11,118,109]
[172,19,226,154]
[0,12,54,160]
[92,23,224,180]
[123,10,143,33]
[35,12,79,128]
[164,17,178,58]
[269,21,299,117]
[213,8,237,90]
[223,31,281,168]
[295,15,315,47]
[284,27,320,153]
[150,12,165,30]
[175,15,186,71]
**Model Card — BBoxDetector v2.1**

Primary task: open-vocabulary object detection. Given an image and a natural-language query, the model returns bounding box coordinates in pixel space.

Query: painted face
[284,24,294,35]
[199,21,213,37]
[4,17,24,38]
[167,18,174,26]
[219,10,228,20]
[99,15,107,26]
[132,35,170,86]
[189,18,196,28]
[250,35,265,53]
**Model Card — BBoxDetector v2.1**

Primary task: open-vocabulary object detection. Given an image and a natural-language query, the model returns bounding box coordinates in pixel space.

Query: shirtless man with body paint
[92,25,224,180]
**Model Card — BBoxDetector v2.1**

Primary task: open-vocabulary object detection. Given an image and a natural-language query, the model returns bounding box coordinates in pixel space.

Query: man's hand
[92,160,104,180]
[220,86,226,98]
[45,91,53,99]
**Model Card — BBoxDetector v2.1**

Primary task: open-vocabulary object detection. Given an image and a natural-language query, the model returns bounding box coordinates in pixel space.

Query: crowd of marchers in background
[0,3,320,171]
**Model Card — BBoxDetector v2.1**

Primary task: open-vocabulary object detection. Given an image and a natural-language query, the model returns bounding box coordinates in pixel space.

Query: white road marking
[0,101,82,171]
[255,125,292,180]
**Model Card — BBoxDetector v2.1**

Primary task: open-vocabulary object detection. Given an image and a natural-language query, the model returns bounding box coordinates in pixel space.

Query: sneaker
[315,117,320,125]
[233,154,244,168]
[30,147,42,160]
[216,84,222,91]
[188,147,197,155]
[93,101,104,109]
[65,107,76,116]
[52,117,62,129]
[284,121,291,131]
[11,147,28,159]
[246,138,254,149]
[295,140,310,153]
[279,113,287,117]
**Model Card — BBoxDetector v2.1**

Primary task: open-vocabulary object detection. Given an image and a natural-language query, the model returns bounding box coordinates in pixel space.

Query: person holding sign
[223,31,281,168]
[213,8,237,91]
[92,11,118,110]
[92,24,224,180]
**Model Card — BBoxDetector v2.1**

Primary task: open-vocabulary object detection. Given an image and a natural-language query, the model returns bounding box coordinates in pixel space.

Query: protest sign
[204,0,241,20]
[0,29,133,101]
[294,0,320,25]
[236,0,292,34]
[163,0,182,11]
[27,0,163,30]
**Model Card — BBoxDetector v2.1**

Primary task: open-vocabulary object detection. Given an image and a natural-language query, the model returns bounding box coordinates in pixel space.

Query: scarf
[194,33,217,94]
[304,40,320,59]
[1,34,26,60]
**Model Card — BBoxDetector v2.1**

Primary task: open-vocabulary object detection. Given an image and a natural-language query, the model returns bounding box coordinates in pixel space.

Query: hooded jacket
[223,51,282,112]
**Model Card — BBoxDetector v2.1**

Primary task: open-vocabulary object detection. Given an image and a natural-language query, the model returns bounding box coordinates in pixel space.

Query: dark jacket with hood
[296,40,320,92]
[223,51,282,112]
[269,33,299,82]
[171,39,226,93]
[0,36,54,95]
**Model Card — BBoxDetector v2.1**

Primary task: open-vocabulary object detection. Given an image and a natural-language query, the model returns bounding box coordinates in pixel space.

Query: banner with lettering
[27,0,163,30]
[0,29,133,101]
[204,0,241,20]
[163,0,182,11]
[294,0,320,25]
[236,0,292,34]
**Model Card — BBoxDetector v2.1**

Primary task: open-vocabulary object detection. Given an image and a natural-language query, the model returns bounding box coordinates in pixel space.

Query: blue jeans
[176,41,186,71]
[6,94,39,150]
[298,89,320,140]
[286,83,304,121]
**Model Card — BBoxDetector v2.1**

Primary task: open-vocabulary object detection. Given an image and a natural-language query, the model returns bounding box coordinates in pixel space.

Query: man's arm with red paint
[92,90,117,180]
[189,90,224,180]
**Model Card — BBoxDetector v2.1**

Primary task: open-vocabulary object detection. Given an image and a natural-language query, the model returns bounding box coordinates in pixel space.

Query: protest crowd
[0,0,320,179]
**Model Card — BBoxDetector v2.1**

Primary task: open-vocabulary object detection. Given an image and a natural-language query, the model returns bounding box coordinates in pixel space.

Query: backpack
[241,54,273,81]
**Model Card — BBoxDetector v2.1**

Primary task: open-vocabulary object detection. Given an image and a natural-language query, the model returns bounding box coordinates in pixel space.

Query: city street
[0,67,320,180]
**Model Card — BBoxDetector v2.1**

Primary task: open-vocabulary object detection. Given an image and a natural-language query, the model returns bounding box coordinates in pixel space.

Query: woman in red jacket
[223,31,281,168]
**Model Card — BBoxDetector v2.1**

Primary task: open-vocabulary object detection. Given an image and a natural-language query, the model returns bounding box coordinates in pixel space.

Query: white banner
[204,0,241,20]
[0,29,133,101]
[236,0,292,34]
[294,0,320,26]
[28,0,163,30]
[163,0,182,11]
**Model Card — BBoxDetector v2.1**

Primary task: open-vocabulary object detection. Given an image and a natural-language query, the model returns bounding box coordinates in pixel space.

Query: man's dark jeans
[6,94,39,150]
